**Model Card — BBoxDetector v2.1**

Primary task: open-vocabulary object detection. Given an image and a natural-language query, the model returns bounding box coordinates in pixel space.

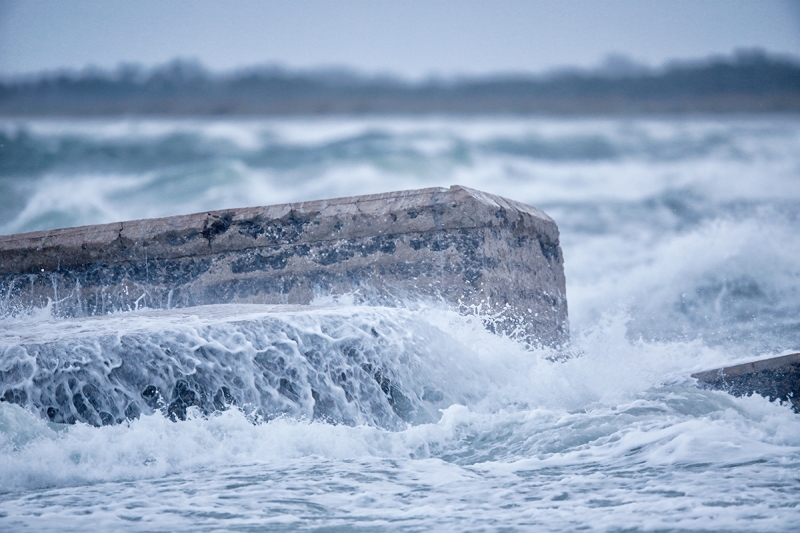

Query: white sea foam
[0,310,798,531]
[1,116,800,531]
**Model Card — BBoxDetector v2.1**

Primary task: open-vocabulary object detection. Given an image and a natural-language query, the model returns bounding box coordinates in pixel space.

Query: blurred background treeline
[2,49,798,116]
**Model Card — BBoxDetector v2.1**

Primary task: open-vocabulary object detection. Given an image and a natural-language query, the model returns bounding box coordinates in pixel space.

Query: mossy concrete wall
[0,185,568,347]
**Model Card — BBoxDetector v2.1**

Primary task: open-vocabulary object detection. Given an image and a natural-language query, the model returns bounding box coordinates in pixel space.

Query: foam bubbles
[2,116,800,530]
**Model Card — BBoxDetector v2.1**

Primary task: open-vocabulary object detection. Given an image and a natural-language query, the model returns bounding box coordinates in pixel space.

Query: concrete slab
[692,353,800,411]
[0,185,568,347]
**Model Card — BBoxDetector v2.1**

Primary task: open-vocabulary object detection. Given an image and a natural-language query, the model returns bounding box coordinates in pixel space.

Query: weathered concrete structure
[692,353,800,412]
[0,186,568,347]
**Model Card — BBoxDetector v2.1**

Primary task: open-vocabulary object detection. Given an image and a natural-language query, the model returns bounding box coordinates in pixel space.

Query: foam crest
[1,305,799,533]
[0,305,508,428]
[567,213,800,353]
[3,117,800,235]
[1,310,798,495]
[2,117,800,530]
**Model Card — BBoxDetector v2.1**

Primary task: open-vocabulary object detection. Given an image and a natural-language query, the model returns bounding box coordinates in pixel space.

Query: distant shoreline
[2,51,799,117]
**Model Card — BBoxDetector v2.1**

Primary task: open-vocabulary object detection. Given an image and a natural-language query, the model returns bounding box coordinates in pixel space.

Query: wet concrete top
[692,353,800,412]
[0,185,568,347]
[0,185,557,274]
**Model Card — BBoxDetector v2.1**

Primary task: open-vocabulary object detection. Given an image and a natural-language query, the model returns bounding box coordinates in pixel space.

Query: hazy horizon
[2,47,798,85]
[1,0,799,80]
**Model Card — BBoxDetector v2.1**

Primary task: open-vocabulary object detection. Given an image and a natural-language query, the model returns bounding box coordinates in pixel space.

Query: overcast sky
[1,0,799,79]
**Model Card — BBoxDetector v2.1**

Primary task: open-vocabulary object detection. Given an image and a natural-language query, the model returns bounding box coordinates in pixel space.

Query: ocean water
[1,116,800,531]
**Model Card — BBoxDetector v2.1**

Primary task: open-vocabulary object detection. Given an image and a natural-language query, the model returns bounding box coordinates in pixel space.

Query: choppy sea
[1,116,800,532]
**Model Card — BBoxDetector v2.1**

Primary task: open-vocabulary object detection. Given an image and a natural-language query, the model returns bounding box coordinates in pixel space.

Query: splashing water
[1,116,800,531]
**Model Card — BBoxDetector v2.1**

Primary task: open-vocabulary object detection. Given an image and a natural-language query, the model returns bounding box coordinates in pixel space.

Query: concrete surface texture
[0,185,568,347]
[692,353,800,412]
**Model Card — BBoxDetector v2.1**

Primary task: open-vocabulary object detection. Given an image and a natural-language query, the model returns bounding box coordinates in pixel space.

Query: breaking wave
[2,116,800,531]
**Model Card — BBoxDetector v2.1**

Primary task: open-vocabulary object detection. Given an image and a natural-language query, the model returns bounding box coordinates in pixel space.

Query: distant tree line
[1,50,798,116]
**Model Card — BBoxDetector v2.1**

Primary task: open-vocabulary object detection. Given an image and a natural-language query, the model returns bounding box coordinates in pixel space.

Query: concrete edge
[691,352,800,381]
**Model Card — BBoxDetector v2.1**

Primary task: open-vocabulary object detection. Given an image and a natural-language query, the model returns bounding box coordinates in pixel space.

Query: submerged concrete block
[692,353,800,412]
[0,185,568,346]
